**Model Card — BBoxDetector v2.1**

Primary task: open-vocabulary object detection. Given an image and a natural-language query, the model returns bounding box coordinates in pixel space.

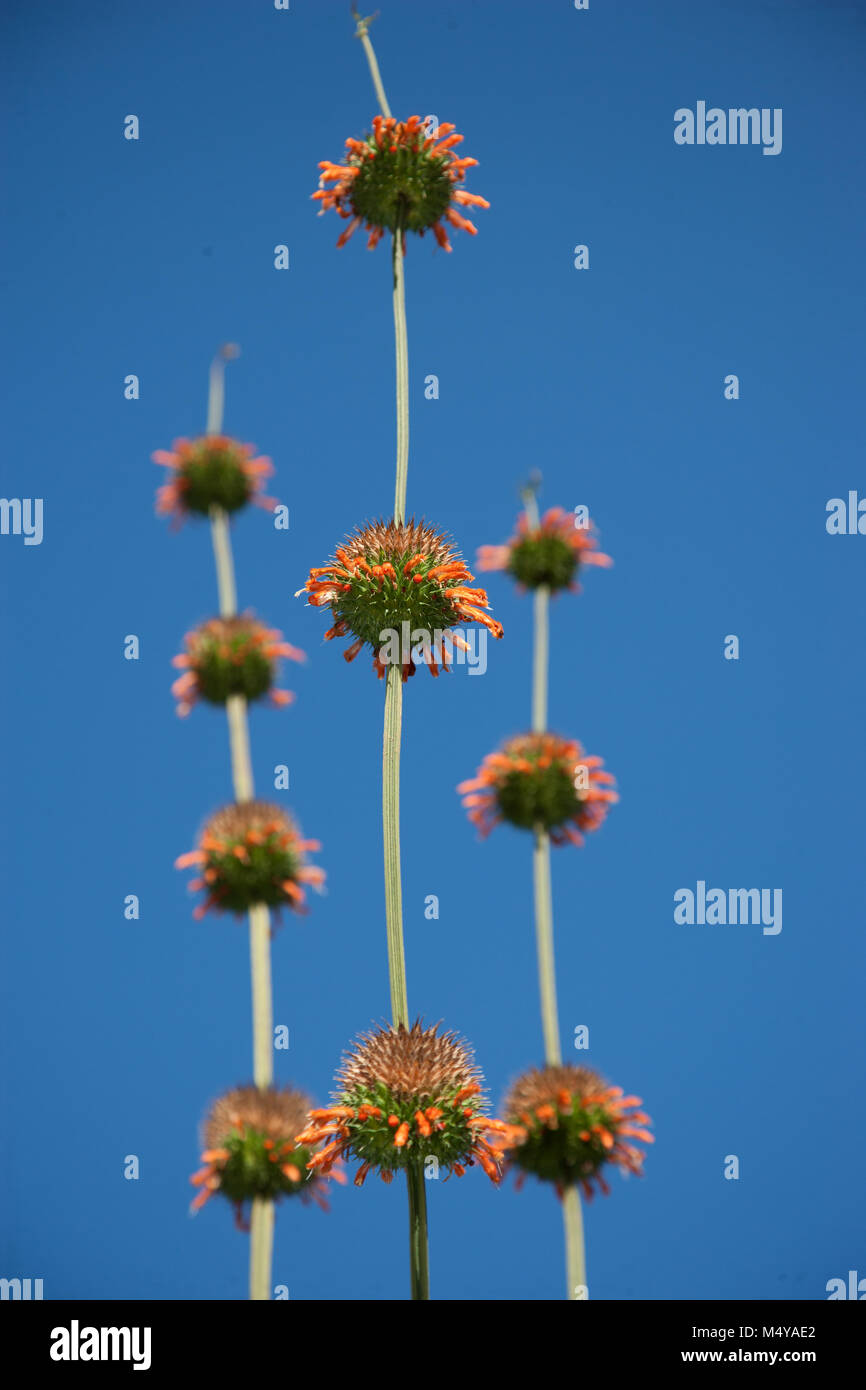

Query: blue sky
[2,0,864,1300]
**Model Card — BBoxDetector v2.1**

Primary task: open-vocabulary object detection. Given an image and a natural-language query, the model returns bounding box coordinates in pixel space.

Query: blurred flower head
[175,802,324,919]
[297,1021,517,1186]
[297,519,503,680]
[315,115,489,251]
[190,1084,343,1220]
[500,1064,653,1199]
[153,435,276,523]
[458,732,617,845]
[477,506,611,594]
[171,614,304,717]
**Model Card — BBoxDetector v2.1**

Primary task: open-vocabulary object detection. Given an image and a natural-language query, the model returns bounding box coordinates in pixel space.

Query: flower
[314,115,489,251]
[153,435,276,523]
[296,1020,518,1186]
[175,802,324,919]
[170,615,304,717]
[296,519,503,680]
[477,506,612,593]
[458,732,617,845]
[498,1064,653,1200]
[190,1084,343,1221]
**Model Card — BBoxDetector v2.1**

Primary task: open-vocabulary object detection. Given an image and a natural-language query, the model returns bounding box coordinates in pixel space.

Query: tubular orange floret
[314,115,488,251]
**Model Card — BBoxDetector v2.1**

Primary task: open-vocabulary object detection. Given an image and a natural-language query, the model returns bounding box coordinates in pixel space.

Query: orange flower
[176,802,324,920]
[153,435,276,525]
[296,519,503,680]
[458,732,617,845]
[296,1021,519,1186]
[190,1084,344,1222]
[497,1064,653,1200]
[477,506,611,593]
[171,614,304,716]
[314,115,489,251]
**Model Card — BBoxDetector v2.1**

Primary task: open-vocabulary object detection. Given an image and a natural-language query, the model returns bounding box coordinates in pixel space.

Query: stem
[353,8,392,118]
[210,508,238,616]
[249,903,274,1089]
[525,482,587,1299]
[406,1162,430,1300]
[392,225,409,522]
[352,14,428,1300]
[249,1197,275,1301]
[562,1185,587,1299]
[532,586,549,734]
[205,346,275,1301]
[532,827,561,1066]
[382,665,408,1026]
[352,10,410,523]
[226,694,254,799]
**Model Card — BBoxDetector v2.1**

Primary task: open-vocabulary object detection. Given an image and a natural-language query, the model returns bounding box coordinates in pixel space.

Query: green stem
[209,507,238,616]
[562,1184,587,1299]
[532,827,561,1066]
[249,1197,275,1301]
[206,346,274,1302]
[525,484,587,1300]
[353,8,392,119]
[391,225,409,523]
[382,664,408,1027]
[532,586,549,734]
[353,15,428,1301]
[406,1162,430,1300]
[248,903,274,1090]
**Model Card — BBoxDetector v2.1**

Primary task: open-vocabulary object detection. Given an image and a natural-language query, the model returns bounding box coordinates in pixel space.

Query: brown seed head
[340,518,456,568]
[204,801,292,843]
[203,1084,313,1151]
[504,1064,606,1119]
[336,1020,483,1106]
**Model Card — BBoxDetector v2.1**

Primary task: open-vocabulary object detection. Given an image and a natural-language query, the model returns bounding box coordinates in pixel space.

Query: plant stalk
[353,16,429,1300]
[406,1161,430,1300]
[391,224,409,522]
[524,481,587,1300]
[382,664,409,1027]
[206,346,274,1301]
[353,7,392,119]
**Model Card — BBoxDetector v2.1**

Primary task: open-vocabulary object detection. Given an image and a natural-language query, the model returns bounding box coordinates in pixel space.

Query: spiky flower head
[297,519,503,680]
[500,1065,653,1200]
[153,435,276,523]
[458,732,617,845]
[477,506,612,594]
[190,1084,342,1220]
[315,115,489,251]
[297,1021,517,1186]
[171,614,305,717]
[175,802,324,919]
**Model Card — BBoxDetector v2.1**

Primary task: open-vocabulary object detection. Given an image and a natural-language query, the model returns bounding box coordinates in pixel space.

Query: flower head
[153,435,276,523]
[314,115,489,251]
[175,802,324,919]
[297,1021,517,1186]
[190,1084,343,1220]
[499,1064,653,1200]
[477,506,611,593]
[296,518,503,680]
[171,614,305,717]
[458,732,617,845]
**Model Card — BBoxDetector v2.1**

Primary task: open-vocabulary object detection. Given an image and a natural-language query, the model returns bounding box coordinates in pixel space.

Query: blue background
[2,0,864,1300]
